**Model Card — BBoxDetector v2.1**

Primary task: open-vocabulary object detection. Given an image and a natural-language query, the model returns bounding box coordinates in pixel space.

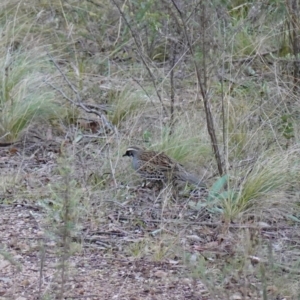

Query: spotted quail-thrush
[123,146,206,189]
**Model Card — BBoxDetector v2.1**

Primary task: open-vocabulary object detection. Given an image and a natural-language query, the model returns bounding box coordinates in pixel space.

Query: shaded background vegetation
[1,0,300,299]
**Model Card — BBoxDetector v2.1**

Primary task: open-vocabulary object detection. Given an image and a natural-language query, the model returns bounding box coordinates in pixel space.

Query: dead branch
[110,0,169,117]
[46,51,116,134]
[170,0,223,176]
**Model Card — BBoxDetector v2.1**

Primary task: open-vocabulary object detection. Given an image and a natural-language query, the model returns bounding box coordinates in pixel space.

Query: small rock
[230,293,242,300]
[154,270,167,278]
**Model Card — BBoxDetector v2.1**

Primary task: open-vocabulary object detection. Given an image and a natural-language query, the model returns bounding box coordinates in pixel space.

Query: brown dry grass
[1,1,300,299]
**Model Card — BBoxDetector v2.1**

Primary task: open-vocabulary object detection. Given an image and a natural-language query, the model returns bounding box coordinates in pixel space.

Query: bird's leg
[171,188,179,201]
[166,168,179,201]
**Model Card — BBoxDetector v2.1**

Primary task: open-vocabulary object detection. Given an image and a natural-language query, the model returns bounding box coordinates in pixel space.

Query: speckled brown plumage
[123,146,206,189]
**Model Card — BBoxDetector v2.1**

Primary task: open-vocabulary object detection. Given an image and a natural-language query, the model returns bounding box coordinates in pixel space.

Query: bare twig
[110,0,169,117]
[58,171,71,299]
[131,78,161,115]
[169,41,177,136]
[170,0,223,175]
[85,0,105,9]
[285,0,300,93]
[38,242,45,300]
[46,51,116,134]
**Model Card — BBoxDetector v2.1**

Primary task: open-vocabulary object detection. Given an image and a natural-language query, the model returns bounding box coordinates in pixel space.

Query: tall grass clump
[153,115,211,165]
[0,46,60,141]
[194,148,298,222]
[219,149,299,221]
[107,86,146,127]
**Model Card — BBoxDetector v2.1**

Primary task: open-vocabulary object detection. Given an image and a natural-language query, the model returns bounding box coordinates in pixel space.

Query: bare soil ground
[0,205,209,299]
[0,139,298,300]
[0,139,210,300]
[1,1,300,299]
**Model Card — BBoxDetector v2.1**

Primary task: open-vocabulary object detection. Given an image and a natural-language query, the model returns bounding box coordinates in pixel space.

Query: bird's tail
[175,167,206,188]
[183,172,206,187]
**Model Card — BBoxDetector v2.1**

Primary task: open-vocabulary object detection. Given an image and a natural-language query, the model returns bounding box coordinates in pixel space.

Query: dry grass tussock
[1,0,300,299]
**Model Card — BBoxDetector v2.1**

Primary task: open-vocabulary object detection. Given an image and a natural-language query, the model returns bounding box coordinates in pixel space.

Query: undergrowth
[1,0,300,299]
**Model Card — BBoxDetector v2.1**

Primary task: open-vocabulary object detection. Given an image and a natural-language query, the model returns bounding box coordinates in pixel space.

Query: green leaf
[211,175,228,192]
[217,190,238,201]
[287,215,300,223]
[143,130,152,143]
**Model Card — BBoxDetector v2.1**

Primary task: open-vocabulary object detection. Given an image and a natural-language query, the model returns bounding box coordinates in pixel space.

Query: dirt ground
[0,139,211,300]
[0,136,297,300]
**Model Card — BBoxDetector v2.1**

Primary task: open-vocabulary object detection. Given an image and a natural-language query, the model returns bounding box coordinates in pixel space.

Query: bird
[123,146,206,191]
